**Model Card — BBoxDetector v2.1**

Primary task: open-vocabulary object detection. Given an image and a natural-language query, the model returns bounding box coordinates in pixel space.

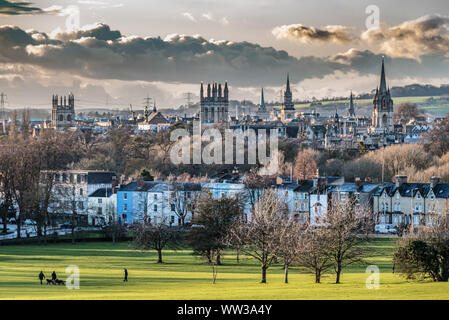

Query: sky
[0,0,448,110]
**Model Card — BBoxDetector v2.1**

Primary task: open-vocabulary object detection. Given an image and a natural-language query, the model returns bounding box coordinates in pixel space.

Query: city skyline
[0,0,448,109]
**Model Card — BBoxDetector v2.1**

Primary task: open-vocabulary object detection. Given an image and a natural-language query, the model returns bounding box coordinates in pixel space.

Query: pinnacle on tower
[286,73,291,93]
[224,82,228,101]
[379,57,387,93]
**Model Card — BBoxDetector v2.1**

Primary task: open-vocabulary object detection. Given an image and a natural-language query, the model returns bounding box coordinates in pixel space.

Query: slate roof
[87,172,115,184]
[89,188,113,198]
[373,182,449,199]
[118,181,158,192]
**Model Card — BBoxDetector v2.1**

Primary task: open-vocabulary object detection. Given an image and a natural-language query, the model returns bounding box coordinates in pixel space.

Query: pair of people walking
[38,270,57,284]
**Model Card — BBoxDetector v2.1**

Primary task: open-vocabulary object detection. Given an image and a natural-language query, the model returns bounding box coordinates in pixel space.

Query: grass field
[1,237,449,300]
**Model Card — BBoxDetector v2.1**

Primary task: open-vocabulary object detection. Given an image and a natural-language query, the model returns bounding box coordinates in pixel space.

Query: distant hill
[357,84,449,99]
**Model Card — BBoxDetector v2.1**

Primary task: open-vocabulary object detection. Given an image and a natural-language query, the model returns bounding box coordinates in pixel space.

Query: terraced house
[373,176,449,226]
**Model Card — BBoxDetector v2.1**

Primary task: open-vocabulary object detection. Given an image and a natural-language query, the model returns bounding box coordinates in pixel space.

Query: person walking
[123,268,128,282]
[38,271,45,285]
[51,271,57,281]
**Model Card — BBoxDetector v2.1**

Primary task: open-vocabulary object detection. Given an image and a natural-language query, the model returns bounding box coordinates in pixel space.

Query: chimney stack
[430,176,441,188]
[395,175,407,188]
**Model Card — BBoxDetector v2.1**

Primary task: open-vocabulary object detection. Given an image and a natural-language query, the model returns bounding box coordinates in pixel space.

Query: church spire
[261,88,265,106]
[348,91,355,117]
[286,73,291,93]
[379,57,387,93]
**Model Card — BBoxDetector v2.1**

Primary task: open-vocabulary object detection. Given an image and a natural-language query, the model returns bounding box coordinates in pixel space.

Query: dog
[55,279,65,285]
[46,279,55,285]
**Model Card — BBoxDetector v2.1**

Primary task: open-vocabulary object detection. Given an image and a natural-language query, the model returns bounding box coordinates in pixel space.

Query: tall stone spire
[283,74,294,110]
[260,88,265,110]
[379,57,387,93]
[348,91,355,117]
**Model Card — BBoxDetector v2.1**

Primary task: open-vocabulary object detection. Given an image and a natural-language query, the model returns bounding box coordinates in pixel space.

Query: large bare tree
[226,189,286,283]
[132,218,181,263]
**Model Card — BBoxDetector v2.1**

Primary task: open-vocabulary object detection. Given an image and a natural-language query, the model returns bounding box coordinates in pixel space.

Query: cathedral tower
[52,93,75,130]
[372,58,394,133]
[200,81,229,124]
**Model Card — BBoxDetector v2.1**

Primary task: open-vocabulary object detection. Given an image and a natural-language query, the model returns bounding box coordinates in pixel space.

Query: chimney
[395,175,407,188]
[430,176,441,188]
[355,177,362,188]
[136,176,144,188]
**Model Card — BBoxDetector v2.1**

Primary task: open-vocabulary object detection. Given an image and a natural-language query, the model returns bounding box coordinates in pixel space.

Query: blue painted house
[116,180,158,224]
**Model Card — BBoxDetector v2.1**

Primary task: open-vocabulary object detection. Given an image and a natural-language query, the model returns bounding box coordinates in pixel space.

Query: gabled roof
[374,182,449,199]
[146,112,170,125]
[430,184,449,198]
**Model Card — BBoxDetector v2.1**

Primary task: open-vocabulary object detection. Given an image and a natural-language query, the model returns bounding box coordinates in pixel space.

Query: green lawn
[1,238,448,300]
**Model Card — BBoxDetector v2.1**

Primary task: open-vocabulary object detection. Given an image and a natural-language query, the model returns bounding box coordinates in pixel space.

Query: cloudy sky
[0,0,448,109]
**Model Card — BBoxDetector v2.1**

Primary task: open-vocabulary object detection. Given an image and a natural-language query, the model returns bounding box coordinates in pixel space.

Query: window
[98,198,102,204]
[153,204,157,212]
[340,193,346,201]
[171,204,175,211]
[171,216,175,224]
[154,194,157,200]
[124,193,127,200]
[97,207,102,215]
[76,175,81,183]
[78,201,84,210]
[187,192,191,198]
[417,193,421,199]
[124,204,127,211]
[79,188,83,196]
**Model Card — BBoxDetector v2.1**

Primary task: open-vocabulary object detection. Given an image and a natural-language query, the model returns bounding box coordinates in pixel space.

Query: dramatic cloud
[361,14,449,59]
[0,0,42,15]
[272,24,354,44]
[2,22,449,108]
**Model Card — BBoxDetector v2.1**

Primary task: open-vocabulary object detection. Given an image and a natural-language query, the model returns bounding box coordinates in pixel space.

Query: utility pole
[183,92,194,108]
[143,94,152,119]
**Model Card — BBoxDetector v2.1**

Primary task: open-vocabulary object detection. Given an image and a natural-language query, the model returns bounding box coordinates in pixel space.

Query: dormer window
[396,193,400,199]
[417,193,421,199]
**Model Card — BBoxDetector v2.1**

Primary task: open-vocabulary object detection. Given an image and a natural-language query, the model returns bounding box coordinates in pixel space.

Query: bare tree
[226,189,286,283]
[132,218,181,263]
[272,216,305,284]
[170,183,202,227]
[296,224,333,283]
[323,199,367,284]
[294,150,318,180]
[187,196,244,266]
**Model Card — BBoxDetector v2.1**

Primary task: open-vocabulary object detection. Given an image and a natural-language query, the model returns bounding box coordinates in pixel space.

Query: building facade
[52,93,75,130]
[200,82,229,124]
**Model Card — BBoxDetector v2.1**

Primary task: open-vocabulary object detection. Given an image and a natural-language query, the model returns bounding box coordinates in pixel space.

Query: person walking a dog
[38,271,45,285]
[123,268,128,282]
[51,271,57,282]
